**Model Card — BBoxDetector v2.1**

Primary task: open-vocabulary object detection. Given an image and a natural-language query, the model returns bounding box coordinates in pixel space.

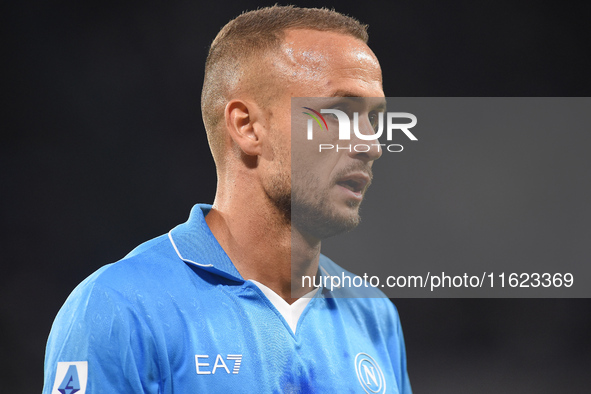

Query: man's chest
[153,292,400,393]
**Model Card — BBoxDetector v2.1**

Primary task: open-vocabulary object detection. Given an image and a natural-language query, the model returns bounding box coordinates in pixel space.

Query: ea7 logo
[195,354,243,375]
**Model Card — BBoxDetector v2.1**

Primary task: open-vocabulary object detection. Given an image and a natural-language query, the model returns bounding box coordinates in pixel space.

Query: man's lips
[335,172,370,195]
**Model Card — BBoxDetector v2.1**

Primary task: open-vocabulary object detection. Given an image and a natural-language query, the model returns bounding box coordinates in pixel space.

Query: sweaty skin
[205,29,384,303]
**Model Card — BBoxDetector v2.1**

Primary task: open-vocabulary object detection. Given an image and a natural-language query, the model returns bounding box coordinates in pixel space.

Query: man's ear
[224,99,263,156]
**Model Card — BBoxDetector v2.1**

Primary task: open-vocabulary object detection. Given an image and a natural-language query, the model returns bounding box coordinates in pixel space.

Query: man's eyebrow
[328,91,387,111]
[373,100,387,111]
[329,90,364,99]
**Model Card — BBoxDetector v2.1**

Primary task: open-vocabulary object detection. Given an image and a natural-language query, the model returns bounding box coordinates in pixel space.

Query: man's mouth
[336,173,370,196]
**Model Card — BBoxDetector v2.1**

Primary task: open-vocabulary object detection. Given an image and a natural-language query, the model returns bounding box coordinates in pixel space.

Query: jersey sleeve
[43,271,161,394]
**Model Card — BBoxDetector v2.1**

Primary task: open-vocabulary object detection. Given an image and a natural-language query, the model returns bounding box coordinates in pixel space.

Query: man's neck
[205,189,320,304]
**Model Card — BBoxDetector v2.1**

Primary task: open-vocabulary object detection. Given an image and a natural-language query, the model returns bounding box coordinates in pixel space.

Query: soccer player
[44,6,411,393]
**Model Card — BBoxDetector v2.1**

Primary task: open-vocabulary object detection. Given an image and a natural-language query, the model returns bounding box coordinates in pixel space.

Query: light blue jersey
[44,204,411,393]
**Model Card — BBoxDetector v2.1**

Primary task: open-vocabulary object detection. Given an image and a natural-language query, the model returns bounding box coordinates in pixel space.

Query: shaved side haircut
[201,5,369,166]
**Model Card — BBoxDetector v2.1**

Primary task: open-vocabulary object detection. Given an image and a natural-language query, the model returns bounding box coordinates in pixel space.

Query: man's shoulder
[89,233,179,289]
[66,232,196,309]
[59,203,236,319]
[51,229,218,341]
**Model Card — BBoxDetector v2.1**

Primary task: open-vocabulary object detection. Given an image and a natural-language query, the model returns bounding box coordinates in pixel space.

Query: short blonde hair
[201,5,368,163]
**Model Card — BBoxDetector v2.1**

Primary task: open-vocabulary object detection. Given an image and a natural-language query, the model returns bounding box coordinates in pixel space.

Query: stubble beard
[267,166,363,240]
[265,136,371,239]
[290,168,362,240]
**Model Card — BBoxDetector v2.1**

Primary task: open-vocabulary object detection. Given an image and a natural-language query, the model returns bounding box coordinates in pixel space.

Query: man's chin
[291,205,361,240]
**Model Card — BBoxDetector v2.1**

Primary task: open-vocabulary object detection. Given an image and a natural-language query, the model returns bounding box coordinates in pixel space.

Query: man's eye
[369,111,381,131]
[327,111,340,121]
[324,107,346,122]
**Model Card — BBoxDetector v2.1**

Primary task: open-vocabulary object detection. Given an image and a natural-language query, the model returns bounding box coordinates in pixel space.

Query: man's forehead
[271,28,383,96]
[280,28,376,65]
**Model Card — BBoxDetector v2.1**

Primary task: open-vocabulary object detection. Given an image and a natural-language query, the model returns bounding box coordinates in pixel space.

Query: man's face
[263,29,384,239]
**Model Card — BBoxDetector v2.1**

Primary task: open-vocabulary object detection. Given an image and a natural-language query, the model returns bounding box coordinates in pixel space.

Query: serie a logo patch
[51,361,88,394]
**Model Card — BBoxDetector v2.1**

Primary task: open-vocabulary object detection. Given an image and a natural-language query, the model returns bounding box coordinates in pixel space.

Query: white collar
[249,280,318,334]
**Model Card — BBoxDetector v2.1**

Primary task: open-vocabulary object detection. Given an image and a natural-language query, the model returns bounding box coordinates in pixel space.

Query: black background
[3,1,591,392]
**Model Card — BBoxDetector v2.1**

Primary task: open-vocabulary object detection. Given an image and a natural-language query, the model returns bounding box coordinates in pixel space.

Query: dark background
[3,1,590,392]
[322,97,591,298]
